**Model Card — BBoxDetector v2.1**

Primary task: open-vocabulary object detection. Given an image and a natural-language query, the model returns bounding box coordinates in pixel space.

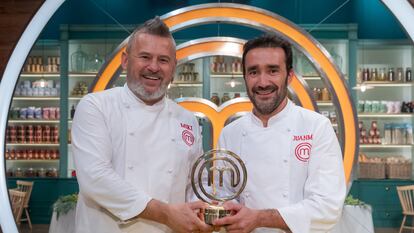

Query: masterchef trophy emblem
[191,149,247,225]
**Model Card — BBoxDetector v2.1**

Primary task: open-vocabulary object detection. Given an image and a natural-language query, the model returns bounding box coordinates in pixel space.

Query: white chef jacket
[218,100,346,233]
[72,84,202,233]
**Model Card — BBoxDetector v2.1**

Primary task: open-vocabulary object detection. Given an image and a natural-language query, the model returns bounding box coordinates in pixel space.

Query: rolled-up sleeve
[278,119,346,233]
[72,95,151,221]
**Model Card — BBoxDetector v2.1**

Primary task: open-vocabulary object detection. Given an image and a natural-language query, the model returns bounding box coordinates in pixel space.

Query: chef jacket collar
[249,99,292,128]
[122,83,166,111]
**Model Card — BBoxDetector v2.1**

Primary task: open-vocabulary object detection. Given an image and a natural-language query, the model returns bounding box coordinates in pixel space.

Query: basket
[358,161,386,179]
[386,162,412,179]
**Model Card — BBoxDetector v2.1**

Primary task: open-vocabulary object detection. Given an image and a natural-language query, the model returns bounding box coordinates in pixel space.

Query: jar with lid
[15,168,24,177]
[221,93,230,104]
[46,168,58,178]
[321,88,330,101]
[25,168,35,177]
[210,93,220,106]
[37,168,46,178]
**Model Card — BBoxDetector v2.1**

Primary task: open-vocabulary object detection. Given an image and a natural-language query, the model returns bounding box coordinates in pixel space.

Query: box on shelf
[358,154,386,179]
[386,156,412,179]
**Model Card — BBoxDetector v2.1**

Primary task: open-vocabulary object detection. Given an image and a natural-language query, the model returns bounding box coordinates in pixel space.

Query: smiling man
[214,34,346,233]
[72,17,212,233]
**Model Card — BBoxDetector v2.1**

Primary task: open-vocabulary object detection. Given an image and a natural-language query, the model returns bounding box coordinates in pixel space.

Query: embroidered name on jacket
[180,123,194,146]
[293,134,313,162]
[293,134,313,141]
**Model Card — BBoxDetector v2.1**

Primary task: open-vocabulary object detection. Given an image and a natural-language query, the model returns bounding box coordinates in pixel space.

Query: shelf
[69,73,97,78]
[6,143,60,147]
[359,82,414,87]
[69,96,84,100]
[358,113,413,118]
[20,73,60,78]
[317,101,333,106]
[360,144,414,148]
[6,159,59,162]
[13,97,59,101]
[210,74,243,78]
[303,76,321,80]
[8,120,59,123]
[170,82,203,87]
[332,123,338,127]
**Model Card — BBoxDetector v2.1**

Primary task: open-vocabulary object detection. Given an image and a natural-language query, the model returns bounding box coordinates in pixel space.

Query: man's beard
[128,78,168,103]
[248,79,288,115]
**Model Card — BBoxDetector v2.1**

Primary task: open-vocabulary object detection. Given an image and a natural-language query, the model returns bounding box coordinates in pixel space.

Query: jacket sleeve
[72,95,151,221]
[277,118,346,233]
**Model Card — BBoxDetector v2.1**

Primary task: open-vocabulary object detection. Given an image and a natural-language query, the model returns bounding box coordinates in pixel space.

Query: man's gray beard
[129,80,168,102]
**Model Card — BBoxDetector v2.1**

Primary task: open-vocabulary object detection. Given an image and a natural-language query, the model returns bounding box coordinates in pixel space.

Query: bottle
[388,68,395,82]
[70,105,76,119]
[406,67,412,82]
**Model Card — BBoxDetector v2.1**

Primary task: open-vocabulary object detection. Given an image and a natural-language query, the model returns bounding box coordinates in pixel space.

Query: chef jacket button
[171,138,175,142]
[129,132,134,136]
[242,132,246,136]
[287,128,291,132]
[167,169,173,173]
[283,159,288,163]
[283,193,288,198]
[127,165,133,170]
[125,105,130,109]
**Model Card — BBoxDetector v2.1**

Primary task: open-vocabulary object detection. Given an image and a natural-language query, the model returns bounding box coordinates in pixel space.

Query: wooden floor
[0,224,49,233]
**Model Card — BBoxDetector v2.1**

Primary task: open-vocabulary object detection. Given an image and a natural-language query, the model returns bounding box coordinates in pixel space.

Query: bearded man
[214,34,346,233]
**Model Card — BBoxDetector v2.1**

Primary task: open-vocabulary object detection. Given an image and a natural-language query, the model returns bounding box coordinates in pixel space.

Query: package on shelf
[384,123,413,145]
[357,100,414,114]
[385,156,412,179]
[312,87,331,101]
[320,111,337,124]
[14,79,60,97]
[358,153,386,179]
[9,106,60,120]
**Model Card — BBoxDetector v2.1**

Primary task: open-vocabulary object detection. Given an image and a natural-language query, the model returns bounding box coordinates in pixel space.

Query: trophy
[191,149,247,225]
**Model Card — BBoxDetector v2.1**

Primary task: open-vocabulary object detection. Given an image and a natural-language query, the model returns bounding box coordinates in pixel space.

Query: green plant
[53,193,78,219]
[344,194,367,207]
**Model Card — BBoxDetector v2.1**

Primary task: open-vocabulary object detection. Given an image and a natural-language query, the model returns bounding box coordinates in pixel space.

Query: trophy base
[202,205,232,225]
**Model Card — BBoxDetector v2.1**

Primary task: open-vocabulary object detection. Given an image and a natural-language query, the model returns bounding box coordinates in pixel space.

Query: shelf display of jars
[6,125,59,144]
[210,56,242,74]
[175,62,199,83]
[357,66,412,83]
[71,81,89,96]
[22,56,60,73]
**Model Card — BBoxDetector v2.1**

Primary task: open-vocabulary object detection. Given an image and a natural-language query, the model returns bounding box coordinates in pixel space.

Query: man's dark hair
[126,16,175,53]
[242,34,293,75]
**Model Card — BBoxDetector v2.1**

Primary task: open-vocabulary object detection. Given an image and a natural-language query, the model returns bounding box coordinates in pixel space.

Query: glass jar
[321,88,330,101]
[210,93,220,106]
[221,93,230,104]
[70,45,87,72]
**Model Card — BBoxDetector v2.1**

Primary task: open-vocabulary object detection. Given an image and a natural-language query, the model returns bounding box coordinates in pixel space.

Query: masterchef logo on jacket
[180,123,194,146]
[293,134,313,162]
